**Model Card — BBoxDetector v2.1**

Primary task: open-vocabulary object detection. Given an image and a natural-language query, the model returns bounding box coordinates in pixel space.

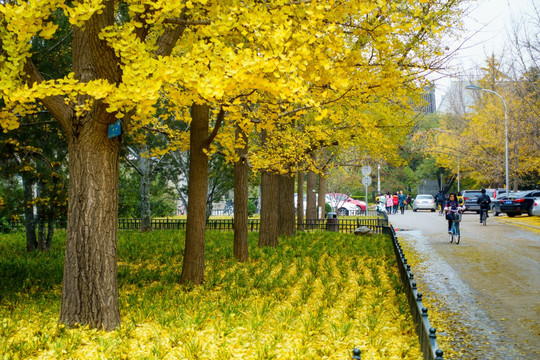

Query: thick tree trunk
[139,152,152,232]
[180,104,209,285]
[233,127,249,262]
[306,171,317,220]
[60,120,121,331]
[45,217,54,250]
[37,181,47,251]
[37,216,45,250]
[259,171,279,247]
[23,175,37,252]
[318,173,326,219]
[278,175,296,236]
[296,172,304,231]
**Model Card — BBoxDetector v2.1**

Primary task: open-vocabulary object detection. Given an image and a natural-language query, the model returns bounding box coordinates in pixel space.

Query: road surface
[387,210,540,359]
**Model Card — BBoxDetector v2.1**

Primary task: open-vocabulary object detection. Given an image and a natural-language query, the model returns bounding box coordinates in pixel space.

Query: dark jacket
[476,194,491,209]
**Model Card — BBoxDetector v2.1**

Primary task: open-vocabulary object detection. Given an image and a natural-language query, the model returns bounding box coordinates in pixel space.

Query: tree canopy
[1,0,466,330]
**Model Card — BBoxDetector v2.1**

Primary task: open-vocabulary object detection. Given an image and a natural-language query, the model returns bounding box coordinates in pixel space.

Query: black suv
[461,190,483,213]
[497,190,540,217]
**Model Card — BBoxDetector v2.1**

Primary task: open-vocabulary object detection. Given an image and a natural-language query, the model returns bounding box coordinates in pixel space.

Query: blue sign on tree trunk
[108,120,121,138]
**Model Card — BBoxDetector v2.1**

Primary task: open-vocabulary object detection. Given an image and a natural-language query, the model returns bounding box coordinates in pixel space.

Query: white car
[413,194,436,212]
[531,198,540,216]
[326,193,365,216]
[293,193,364,216]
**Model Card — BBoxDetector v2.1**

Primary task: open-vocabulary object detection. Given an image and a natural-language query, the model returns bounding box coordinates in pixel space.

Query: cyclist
[435,190,445,215]
[444,192,464,233]
[476,189,492,223]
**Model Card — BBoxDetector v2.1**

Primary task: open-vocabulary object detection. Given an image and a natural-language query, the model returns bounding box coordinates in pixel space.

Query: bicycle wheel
[455,222,460,244]
[449,222,455,243]
[482,210,487,226]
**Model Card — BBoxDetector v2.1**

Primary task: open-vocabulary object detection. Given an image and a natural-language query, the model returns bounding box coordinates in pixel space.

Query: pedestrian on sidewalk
[385,192,393,214]
[399,190,407,214]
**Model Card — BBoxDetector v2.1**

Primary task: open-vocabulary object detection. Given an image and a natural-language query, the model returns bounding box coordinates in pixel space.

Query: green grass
[0,230,421,359]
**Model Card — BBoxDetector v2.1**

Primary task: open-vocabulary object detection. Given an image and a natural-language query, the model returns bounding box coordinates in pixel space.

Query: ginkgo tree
[1,0,465,331]
[430,56,540,189]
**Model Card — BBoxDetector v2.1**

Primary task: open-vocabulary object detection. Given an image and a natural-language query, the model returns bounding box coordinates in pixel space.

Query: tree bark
[20,1,186,331]
[259,171,279,247]
[318,173,327,219]
[180,104,209,285]
[46,217,54,250]
[296,172,304,231]
[59,117,121,331]
[23,175,37,252]
[139,151,152,232]
[278,175,296,236]
[233,126,249,262]
[37,181,49,251]
[306,171,317,220]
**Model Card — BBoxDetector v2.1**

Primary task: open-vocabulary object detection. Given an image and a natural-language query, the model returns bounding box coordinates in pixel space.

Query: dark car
[461,190,483,213]
[491,192,512,216]
[497,190,540,217]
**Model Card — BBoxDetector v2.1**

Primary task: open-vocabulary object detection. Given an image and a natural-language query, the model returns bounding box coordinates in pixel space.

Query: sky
[433,0,537,107]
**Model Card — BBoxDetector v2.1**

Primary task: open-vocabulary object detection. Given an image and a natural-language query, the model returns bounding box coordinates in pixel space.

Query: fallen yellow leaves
[1,230,423,359]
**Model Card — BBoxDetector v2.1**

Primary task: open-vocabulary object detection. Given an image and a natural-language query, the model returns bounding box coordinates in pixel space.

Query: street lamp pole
[457,151,460,193]
[465,84,509,196]
[377,164,380,193]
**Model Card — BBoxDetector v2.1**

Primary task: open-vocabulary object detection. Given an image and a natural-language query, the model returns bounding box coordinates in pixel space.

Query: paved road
[387,210,540,359]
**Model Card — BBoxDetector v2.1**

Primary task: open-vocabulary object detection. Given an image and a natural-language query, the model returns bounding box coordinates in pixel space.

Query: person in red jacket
[392,192,399,214]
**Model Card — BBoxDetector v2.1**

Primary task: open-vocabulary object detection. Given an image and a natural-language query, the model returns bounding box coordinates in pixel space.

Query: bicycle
[480,207,488,226]
[448,209,461,244]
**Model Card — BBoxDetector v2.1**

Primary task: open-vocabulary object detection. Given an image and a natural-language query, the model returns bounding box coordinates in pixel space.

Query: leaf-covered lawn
[1,230,421,359]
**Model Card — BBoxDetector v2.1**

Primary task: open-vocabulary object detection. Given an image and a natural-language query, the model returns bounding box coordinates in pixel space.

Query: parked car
[461,190,483,213]
[531,198,540,216]
[412,194,436,212]
[498,190,540,217]
[326,193,366,215]
[491,192,513,216]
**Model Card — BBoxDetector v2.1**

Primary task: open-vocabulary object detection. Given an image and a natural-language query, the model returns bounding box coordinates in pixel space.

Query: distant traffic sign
[362,176,372,187]
[361,166,372,176]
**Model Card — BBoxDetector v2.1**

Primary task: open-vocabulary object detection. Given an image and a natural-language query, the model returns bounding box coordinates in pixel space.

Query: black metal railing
[388,225,444,360]
[115,216,389,233]
[8,214,388,234]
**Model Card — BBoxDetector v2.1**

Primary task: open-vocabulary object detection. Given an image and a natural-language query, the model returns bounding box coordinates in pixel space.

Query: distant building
[421,86,437,114]
[437,80,476,114]
[417,179,440,196]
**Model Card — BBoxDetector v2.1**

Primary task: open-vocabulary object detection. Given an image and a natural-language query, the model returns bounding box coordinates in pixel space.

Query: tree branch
[22,60,73,131]
[205,107,225,148]
[163,19,212,26]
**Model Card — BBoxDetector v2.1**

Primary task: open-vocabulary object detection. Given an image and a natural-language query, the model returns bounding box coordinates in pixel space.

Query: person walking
[399,190,407,214]
[406,194,412,210]
[392,192,399,214]
[385,192,393,215]
[435,190,445,215]
[376,193,387,215]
